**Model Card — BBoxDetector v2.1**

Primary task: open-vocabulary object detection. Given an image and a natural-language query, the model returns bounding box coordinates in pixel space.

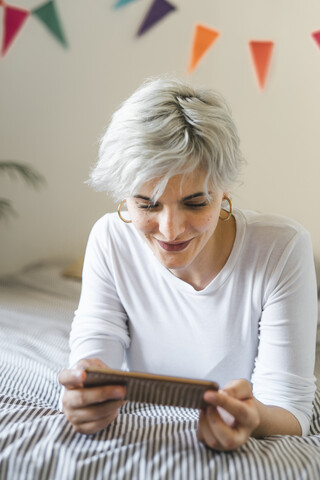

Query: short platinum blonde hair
[89,77,245,201]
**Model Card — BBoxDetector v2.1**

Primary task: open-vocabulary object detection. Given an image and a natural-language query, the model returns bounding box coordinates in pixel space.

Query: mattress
[0,261,320,479]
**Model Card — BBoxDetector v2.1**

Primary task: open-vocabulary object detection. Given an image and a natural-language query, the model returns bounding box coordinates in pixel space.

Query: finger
[221,379,252,400]
[66,399,126,426]
[76,358,109,370]
[64,357,110,386]
[202,406,248,451]
[72,409,120,435]
[59,357,111,389]
[216,406,236,427]
[63,384,126,409]
[203,390,255,428]
[58,368,86,388]
[198,408,220,450]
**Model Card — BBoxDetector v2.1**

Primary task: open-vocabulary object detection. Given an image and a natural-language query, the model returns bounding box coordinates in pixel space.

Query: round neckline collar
[134,208,246,295]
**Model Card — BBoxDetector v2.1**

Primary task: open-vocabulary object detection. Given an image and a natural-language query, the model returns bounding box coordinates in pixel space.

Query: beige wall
[1,0,320,275]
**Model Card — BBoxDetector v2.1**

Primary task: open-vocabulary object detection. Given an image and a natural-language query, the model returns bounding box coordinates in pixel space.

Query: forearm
[252,398,302,438]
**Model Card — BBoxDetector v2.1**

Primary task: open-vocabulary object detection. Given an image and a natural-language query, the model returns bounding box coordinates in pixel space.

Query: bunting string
[1,0,319,91]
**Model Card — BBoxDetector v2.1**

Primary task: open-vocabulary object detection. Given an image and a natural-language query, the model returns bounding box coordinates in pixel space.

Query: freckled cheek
[193,215,216,233]
[132,216,157,234]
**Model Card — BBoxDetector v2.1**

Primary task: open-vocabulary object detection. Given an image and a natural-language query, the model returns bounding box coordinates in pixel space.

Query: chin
[156,253,190,270]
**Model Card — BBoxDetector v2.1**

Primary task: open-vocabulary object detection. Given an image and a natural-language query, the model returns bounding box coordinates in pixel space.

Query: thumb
[76,357,110,370]
[58,367,86,388]
[222,379,253,400]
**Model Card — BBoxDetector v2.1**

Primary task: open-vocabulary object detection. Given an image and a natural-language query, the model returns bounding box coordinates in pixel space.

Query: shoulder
[90,212,133,240]
[233,209,313,271]
[233,210,316,301]
[235,209,309,244]
[91,212,121,231]
[88,212,145,256]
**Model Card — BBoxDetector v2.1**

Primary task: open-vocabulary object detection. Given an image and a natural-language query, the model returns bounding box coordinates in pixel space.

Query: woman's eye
[138,203,159,210]
[184,202,208,208]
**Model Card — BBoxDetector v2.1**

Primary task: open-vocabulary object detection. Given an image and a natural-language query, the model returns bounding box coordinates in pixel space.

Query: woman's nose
[158,208,185,241]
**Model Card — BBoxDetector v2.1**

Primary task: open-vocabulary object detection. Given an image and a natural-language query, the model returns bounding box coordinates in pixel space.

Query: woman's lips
[156,239,192,252]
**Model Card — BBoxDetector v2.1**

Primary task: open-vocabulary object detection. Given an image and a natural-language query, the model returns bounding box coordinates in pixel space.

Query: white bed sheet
[0,261,320,480]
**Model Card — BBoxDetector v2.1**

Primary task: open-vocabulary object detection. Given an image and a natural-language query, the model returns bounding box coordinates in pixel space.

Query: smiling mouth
[156,239,192,252]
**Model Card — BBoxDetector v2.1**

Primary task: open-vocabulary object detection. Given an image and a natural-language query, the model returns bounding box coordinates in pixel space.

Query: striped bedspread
[0,262,320,480]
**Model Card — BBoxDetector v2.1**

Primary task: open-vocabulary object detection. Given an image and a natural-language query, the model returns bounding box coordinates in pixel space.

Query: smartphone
[83,367,219,409]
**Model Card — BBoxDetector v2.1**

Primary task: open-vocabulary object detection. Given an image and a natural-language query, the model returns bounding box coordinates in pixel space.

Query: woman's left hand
[198,379,260,451]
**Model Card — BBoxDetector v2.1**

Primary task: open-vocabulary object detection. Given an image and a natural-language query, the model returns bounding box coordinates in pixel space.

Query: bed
[1,260,320,479]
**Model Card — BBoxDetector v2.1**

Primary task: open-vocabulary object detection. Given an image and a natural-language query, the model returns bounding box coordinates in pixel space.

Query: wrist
[252,398,302,438]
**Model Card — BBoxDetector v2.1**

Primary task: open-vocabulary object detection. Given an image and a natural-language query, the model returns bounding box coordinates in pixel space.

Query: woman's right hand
[58,358,126,434]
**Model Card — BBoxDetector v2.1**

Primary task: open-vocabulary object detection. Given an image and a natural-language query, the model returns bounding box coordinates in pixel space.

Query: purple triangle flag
[137,0,176,37]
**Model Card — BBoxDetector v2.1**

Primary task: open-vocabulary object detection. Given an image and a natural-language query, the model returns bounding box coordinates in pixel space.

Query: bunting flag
[1,4,30,57]
[0,1,318,90]
[114,0,140,9]
[137,0,176,37]
[32,0,67,48]
[312,30,320,49]
[249,40,274,90]
[188,24,219,73]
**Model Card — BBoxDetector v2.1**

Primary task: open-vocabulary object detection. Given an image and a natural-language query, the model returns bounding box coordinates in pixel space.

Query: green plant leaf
[0,160,46,221]
[0,161,46,189]
[0,199,17,220]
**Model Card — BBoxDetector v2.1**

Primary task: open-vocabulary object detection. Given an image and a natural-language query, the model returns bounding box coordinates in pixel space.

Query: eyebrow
[133,192,209,202]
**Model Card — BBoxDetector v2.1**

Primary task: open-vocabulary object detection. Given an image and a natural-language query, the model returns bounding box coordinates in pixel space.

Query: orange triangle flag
[249,40,274,90]
[1,4,30,57]
[188,24,220,73]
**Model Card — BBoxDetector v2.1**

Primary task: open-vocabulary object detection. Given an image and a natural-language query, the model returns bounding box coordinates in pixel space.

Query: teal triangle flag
[32,1,67,48]
[114,0,140,9]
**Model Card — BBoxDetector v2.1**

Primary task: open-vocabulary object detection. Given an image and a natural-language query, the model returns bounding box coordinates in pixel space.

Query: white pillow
[62,259,83,280]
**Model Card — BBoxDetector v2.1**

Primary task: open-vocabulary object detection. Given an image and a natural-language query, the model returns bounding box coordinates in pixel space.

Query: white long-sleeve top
[69,208,318,435]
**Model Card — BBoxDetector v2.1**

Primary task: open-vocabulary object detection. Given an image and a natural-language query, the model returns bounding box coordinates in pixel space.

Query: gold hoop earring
[219,196,233,222]
[117,200,132,224]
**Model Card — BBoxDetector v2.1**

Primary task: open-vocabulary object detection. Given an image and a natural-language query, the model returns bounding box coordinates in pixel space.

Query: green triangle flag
[32,1,67,48]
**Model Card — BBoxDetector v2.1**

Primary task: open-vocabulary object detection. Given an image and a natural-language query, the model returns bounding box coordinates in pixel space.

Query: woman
[59,77,318,451]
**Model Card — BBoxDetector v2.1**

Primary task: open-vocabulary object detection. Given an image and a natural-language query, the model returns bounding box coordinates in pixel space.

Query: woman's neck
[169,216,236,291]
